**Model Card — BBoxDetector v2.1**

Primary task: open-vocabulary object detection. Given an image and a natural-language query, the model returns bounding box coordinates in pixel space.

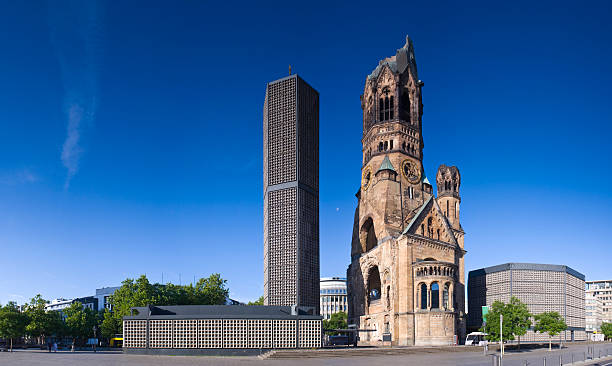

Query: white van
[465,332,488,346]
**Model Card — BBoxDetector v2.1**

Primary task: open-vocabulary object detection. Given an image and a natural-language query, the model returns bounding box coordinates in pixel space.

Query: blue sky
[1,1,611,305]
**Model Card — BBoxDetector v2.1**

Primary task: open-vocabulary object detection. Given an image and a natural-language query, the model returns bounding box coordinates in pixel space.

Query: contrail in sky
[48,0,103,189]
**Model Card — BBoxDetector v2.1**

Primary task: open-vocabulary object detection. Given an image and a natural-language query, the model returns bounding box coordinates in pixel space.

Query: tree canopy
[247,296,264,306]
[64,301,97,346]
[481,297,532,346]
[0,302,28,351]
[322,311,347,336]
[101,273,229,337]
[534,311,567,351]
[601,322,612,340]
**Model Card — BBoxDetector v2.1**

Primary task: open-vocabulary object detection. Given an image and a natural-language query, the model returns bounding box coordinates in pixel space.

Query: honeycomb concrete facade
[123,305,321,355]
[347,36,466,346]
[467,263,586,342]
[263,75,319,311]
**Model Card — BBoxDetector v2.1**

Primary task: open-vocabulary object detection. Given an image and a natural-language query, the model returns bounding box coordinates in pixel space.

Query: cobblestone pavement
[1,343,611,366]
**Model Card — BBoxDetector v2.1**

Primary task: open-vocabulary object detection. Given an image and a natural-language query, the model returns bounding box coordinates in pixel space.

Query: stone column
[449,283,454,311]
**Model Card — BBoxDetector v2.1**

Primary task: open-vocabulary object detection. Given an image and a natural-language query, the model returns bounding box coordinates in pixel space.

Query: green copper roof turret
[377,155,396,173]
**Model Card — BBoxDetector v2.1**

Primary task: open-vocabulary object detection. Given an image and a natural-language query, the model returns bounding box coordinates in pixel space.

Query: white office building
[320,277,347,320]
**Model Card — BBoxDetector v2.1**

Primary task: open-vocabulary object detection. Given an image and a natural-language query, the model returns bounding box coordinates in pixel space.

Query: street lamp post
[500,314,504,358]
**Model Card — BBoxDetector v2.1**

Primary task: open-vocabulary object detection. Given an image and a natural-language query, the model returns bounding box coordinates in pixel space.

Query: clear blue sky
[1,1,611,305]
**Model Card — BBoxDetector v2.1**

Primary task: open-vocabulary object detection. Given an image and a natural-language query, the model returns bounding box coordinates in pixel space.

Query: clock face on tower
[362,166,372,191]
[401,159,420,184]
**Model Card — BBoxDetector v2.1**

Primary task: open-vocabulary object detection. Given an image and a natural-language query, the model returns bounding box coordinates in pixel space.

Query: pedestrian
[47,341,52,352]
[52,342,58,352]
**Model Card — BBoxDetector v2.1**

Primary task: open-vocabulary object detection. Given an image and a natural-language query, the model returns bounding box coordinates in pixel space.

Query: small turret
[436,165,461,229]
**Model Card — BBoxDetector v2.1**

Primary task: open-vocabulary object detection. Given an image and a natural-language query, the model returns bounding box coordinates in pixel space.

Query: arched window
[420,283,427,309]
[401,90,411,122]
[437,229,440,240]
[380,96,394,121]
[384,141,388,151]
[389,140,393,150]
[421,224,425,236]
[431,282,440,309]
[427,217,433,237]
[402,142,406,151]
[361,218,378,252]
[368,267,382,303]
[443,283,449,309]
[378,142,383,152]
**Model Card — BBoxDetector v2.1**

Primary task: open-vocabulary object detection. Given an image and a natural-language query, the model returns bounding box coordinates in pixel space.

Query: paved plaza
[2,343,612,366]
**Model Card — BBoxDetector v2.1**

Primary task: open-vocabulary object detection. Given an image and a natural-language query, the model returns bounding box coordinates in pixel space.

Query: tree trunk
[518,335,520,350]
[10,338,13,352]
[549,335,551,351]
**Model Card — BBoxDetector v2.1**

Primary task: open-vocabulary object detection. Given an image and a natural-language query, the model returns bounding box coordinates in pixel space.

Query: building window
[368,267,382,303]
[420,283,427,309]
[379,96,394,121]
[443,284,449,309]
[431,282,440,309]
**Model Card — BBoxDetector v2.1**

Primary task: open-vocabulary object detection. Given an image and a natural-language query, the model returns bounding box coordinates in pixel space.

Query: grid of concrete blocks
[468,263,586,342]
[123,305,322,351]
[263,74,320,311]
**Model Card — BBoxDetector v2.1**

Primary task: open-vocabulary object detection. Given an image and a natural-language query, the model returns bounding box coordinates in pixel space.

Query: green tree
[0,302,28,352]
[64,302,97,350]
[322,311,347,336]
[101,273,230,337]
[45,310,67,339]
[247,296,264,306]
[24,294,50,345]
[482,298,532,349]
[481,301,514,343]
[192,274,229,305]
[504,297,532,349]
[534,311,567,351]
[600,322,612,341]
[100,309,121,339]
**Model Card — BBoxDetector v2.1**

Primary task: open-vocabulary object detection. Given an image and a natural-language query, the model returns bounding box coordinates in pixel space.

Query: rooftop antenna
[289,65,292,75]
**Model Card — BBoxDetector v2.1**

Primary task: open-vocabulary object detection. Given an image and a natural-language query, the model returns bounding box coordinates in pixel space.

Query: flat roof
[585,280,612,283]
[469,262,585,281]
[123,305,322,321]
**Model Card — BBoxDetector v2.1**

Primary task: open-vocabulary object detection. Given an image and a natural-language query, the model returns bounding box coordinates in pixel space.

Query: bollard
[583,352,586,361]
[571,353,573,364]
[558,355,561,366]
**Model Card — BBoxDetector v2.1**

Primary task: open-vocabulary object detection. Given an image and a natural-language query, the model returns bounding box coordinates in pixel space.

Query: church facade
[347,37,466,346]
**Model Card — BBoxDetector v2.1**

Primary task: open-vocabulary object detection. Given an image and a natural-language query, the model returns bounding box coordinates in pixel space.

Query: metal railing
[489,345,612,366]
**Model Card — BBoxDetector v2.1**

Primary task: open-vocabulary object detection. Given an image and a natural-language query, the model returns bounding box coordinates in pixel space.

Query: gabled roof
[377,155,396,173]
[402,196,433,235]
[401,196,458,246]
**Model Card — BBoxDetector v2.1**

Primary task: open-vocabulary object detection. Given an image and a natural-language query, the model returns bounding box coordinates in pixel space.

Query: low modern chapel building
[123,305,322,355]
[468,263,586,342]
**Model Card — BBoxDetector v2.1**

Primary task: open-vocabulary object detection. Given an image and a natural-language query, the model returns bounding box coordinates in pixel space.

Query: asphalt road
[1,343,611,366]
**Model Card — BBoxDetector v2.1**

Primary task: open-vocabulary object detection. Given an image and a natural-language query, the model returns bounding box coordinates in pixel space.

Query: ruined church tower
[347,36,466,346]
